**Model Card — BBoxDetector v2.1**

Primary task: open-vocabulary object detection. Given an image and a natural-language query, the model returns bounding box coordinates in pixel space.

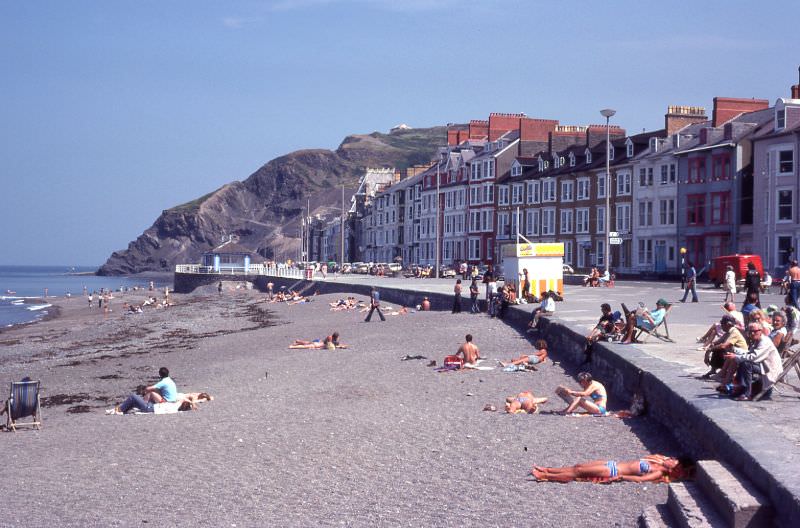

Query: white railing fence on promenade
[174,263,305,279]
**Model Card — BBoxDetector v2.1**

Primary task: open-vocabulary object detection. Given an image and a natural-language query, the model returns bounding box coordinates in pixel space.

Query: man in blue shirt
[681,261,699,303]
[364,287,385,322]
[115,367,178,414]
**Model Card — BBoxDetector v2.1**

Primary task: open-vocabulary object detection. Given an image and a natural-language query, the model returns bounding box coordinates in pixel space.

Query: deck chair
[625,303,674,343]
[755,342,800,401]
[4,380,42,432]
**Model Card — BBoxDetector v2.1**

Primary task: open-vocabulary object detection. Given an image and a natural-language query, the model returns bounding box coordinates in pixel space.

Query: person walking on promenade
[788,260,800,309]
[744,262,761,308]
[364,287,385,322]
[469,278,480,314]
[723,265,737,303]
[267,281,274,301]
[681,261,699,303]
[218,281,223,296]
[452,279,462,314]
[482,264,494,313]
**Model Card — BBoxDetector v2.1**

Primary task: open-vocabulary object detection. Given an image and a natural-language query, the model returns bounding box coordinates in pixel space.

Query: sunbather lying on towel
[505,391,548,414]
[289,332,348,350]
[500,339,548,369]
[532,455,693,483]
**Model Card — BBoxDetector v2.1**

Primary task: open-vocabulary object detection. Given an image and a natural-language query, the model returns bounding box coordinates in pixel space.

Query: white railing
[174,264,305,279]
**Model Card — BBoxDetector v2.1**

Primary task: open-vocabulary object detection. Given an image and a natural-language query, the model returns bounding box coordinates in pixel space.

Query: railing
[174,264,305,279]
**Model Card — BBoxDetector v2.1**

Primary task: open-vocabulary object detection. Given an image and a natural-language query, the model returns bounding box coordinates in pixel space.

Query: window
[659,199,675,225]
[542,208,556,235]
[660,165,668,185]
[481,210,493,231]
[597,173,607,198]
[482,183,494,204]
[585,149,592,164]
[564,240,573,264]
[596,206,605,234]
[561,181,574,201]
[470,186,479,205]
[596,240,605,267]
[468,238,481,260]
[511,184,523,205]
[778,189,793,221]
[577,178,590,200]
[510,210,519,236]
[525,209,540,236]
[626,140,634,157]
[669,164,676,183]
[569,152,576,167]
[778,236,793,265]
[638,239,653,265]
[688,158,706,183]
[639,168,648,187]
[638,201,653,227]
[687,194,705,225]
[712,154,731,181]
[616,204,631,232]
[616,172,631,196]
[469,211,480,232]
[777,108,786,129]
[527,181,540,204]
[779,150,794,174]
[576,208,590,233]
[560,209,573,234]
[608,146,614,161]
[511,162,522,177]
[498,186,509,206]
[542,179,556,202]
[710,192,730,224]
[497,212,510,238]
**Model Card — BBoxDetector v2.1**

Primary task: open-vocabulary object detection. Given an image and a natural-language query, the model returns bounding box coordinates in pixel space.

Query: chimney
[488,112,526,141]
[792,66,800,99]
[548,125,587,155]
[519,117,558,143]
[664,105,707,136]
[712,97,770,127]
[586,124,626,148]
[468,120,489,140]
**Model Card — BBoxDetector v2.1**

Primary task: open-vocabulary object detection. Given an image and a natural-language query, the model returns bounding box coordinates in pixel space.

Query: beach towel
[463,363,494,371]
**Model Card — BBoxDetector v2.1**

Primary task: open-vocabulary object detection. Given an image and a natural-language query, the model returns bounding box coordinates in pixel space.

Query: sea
[0,265,169,329]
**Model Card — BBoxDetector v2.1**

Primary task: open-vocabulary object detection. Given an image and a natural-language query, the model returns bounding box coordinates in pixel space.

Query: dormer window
[626,138,634,158]
[553,156,560,169]
[777,108,786,130]
[560,156,566,166]
[608,145,615,161]
[511,161,522,177]
[569,152,576,167]
[538,156,544,172]
[585,149,592,164]
[649,137,660,152]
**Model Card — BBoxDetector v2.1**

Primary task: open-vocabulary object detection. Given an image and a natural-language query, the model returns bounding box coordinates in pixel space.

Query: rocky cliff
[97,126,447,275]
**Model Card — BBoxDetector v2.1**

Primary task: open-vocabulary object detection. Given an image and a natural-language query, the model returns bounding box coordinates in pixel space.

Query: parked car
[387,262,402,272]
[708,254,764,287]
[439,265,456,278]
[563,264,575,274]
[352,262,369,274]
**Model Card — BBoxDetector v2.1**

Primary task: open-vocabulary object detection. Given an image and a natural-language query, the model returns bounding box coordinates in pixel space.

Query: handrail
[174,264,305,279]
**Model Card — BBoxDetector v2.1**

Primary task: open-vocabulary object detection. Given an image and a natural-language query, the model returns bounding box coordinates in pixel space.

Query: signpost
[609,237,623,245]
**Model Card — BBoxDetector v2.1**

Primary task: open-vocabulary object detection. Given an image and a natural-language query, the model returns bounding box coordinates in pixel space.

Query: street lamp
[600,108,616,275]
[680,247,687,289]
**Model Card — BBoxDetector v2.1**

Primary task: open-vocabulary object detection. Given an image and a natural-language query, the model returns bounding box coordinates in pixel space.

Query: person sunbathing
[179,392,214,404]
[532,455,693,483]
[500,339,549,369]
[559,371,607,415]
[505,391,548,414]
[289,333,347,350]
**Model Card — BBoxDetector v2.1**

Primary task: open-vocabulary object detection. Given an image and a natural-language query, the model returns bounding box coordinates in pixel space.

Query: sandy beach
[0,287,680,527]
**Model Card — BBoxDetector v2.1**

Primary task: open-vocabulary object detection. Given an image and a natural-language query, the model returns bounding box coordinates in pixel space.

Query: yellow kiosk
[502,242,564,299]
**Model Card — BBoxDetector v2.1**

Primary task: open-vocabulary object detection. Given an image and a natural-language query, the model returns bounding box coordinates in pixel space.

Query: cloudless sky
[2,0,798,266]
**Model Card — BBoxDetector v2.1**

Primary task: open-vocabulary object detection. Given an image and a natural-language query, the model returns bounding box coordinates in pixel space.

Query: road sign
[609,237,623,245]
[609,231,619,238]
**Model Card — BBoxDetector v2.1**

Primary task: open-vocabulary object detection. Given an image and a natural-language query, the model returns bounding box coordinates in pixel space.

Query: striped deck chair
[4,380,42,432]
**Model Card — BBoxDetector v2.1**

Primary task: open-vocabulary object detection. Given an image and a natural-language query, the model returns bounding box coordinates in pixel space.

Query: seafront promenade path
[307,272,800,525]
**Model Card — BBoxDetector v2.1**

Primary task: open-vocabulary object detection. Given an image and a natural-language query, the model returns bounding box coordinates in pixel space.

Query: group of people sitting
[583,267,613,287]
[695,298,797,400]
[268,288,313,304]
[583,299,669,345]
[110,367,213,414]
[328,297,362,311]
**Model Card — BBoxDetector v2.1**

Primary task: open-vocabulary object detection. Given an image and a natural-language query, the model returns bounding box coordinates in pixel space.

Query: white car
[563,264,575,274]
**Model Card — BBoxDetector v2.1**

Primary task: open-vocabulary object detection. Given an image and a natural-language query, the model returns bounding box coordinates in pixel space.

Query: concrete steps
[639,460,772,528]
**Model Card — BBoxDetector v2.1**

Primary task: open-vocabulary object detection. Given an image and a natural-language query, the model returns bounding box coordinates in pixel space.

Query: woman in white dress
[724,265,737,303]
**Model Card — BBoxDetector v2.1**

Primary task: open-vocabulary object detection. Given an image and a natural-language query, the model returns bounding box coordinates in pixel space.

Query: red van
[708,254,764,287]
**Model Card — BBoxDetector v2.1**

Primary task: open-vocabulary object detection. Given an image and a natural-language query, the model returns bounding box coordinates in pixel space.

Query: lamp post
[680,247,687,289]
[600,108,616,274]
[435,158,441,278]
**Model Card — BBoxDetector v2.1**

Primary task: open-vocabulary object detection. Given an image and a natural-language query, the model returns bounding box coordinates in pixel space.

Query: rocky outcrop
[97,126,447,275]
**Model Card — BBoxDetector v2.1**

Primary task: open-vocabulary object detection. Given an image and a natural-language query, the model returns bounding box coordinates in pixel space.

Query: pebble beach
[0,287,681,527]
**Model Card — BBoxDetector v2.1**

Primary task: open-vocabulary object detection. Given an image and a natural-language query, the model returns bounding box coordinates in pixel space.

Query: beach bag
[443,355,464,368]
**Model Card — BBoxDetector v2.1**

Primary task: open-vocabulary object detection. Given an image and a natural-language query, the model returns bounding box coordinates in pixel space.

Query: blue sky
[1,0,798,266]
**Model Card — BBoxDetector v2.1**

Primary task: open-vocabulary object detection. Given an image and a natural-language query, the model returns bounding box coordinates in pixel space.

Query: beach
[0,287,679,527]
